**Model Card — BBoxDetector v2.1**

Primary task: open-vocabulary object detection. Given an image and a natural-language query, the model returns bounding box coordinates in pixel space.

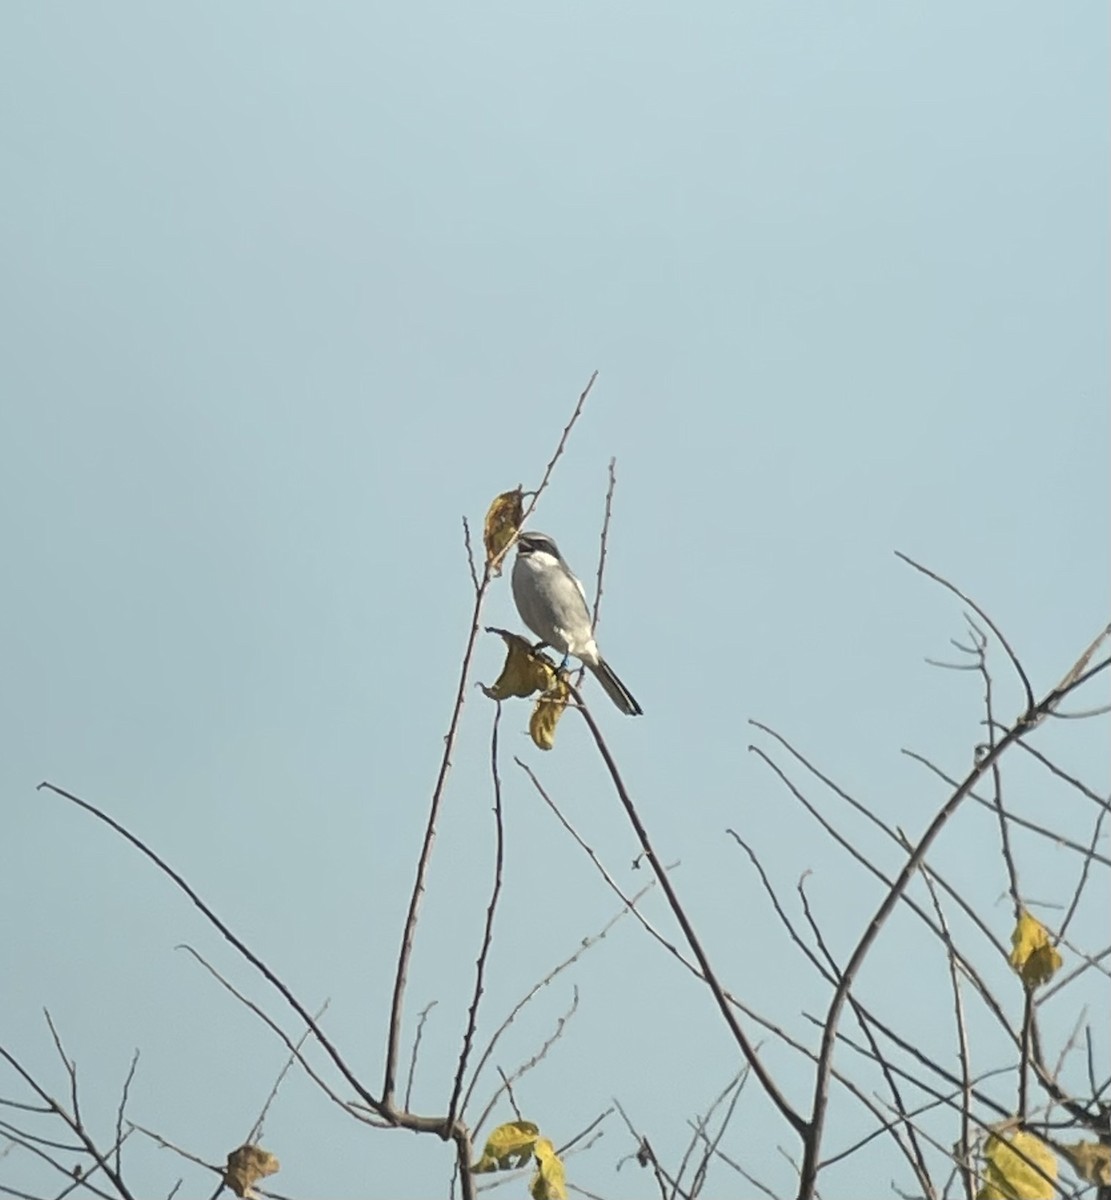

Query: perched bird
[511,531,642,716]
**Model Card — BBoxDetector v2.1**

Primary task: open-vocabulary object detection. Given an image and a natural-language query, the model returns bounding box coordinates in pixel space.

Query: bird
[511,531,642,716]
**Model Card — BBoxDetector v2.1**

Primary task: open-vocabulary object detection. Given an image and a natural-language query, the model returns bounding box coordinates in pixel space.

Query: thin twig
[748,725,1014,961]
[460,885,652,1120]
[795,879,935,1199]
[611,1099,673,1200]
[449,704,508,1125]
[918,864,974,1200]
[1057,801,1109,945]
[522,373,599,527]
[176,945,370,1124]
[41,1014,77,1128]
[688,1074,747,1199]
[671,1074,739,1198]
[113,1051,139,1179]
[463,517,480,592]
[894,553,1035,715]
[747,745,1011,994]
[727,836,833,983]
[473,989,580,1137]
[248,1001,329,1144]
[127,1123,220,1175]
[1010,738,1109,810]
[964,616,1022,919]
[517,760,686,969]
[590,458,617,633]
[557,1108,614,1157]
[1036,944,1111,1005]
[572,457,619,698]
[0,1037,135,1200]
[404,1001,438,1114]
[494,1068,521,1122]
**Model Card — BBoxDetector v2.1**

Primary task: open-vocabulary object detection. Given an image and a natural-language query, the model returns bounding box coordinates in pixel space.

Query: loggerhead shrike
[511,531,642,716]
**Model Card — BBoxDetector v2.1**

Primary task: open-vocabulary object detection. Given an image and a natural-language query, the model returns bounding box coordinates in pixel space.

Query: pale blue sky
[1,5,1107,1198]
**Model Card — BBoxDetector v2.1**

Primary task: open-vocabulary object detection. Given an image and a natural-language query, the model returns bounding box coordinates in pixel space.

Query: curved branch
[570,685,807,1138]
[894,552,1035,715]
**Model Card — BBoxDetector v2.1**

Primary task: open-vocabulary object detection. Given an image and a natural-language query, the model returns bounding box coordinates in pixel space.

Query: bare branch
[126,1122,220,1175]
[556,1108,614,1157]
[796,613,1106,1198]
[404,1001,438,1115]
[176,945,365,1123]
[1057,799,1110,945]
[517,759,685,969]
[726,835,833,984]
[248,1001,329,1144]
[570,683,808,1138]
[473,988,580,1137]
[901,752,1111,869]
[462,516,480,593]
[449,704,508,1125]
[460,888,648,1120]
[0,1034,135,1200]
[589,458,617,634]
[383,372,598,1107]
[112,1052,138,1180]
[917,866,974,1200]
[37,781,382,1119]
[523,372,599,524]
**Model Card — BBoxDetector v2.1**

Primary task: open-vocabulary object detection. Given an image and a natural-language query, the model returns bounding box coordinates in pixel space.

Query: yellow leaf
[1060,1141,1111,1185]
[1008,911,1063,989]
[978,1130,1057,1200]
[531,1137,567,1200]
[529,677,571,751]
[482,630,558,701]
[223,1145,280,1200]
[483,489,524,575]
[471,1121,540,1173]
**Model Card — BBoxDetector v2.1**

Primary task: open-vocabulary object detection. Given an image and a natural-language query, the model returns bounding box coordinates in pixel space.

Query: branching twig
[113,1051,139,1180]
[460,889,647,1120]
[473,989,580,1137]
[0,1031,135,1200]
[894,553,1034,715]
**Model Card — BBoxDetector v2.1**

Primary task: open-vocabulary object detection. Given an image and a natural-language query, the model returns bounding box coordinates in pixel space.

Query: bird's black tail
[588,660,643,716]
